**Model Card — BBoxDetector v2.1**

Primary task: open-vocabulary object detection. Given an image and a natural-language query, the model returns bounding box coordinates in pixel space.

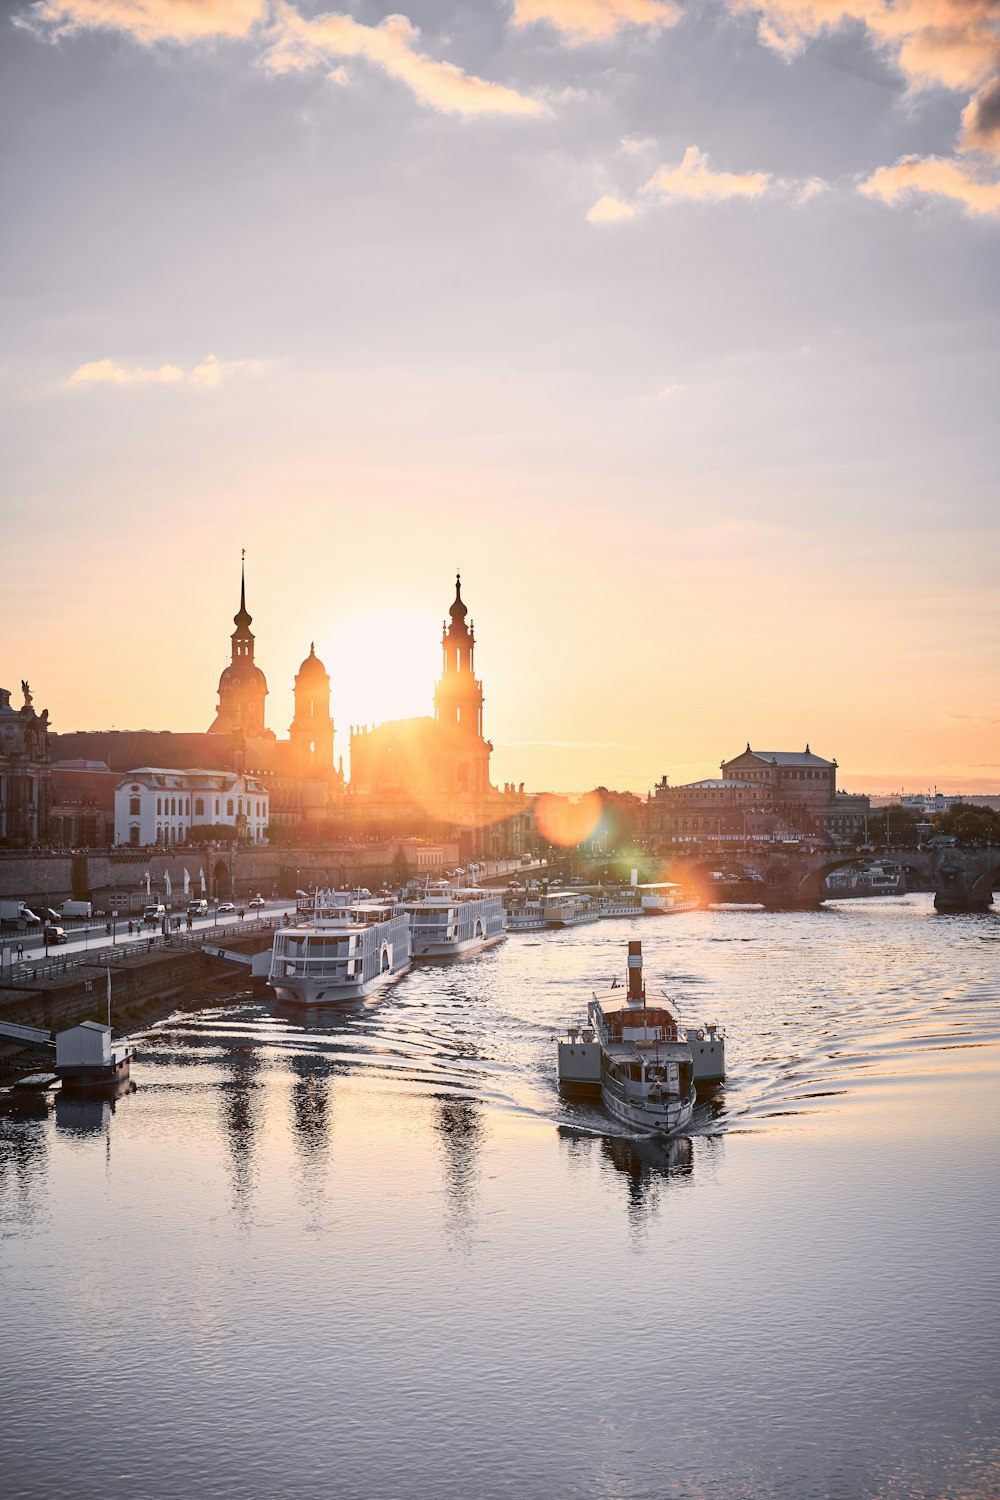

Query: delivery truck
[58,900,93,919]
[0,901,42,926]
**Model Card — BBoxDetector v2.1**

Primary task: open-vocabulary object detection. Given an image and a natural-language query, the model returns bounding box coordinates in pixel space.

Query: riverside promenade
[0,916,282,1036]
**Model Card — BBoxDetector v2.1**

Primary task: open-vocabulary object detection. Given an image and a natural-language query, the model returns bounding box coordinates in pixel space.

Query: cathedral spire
[234,549,252,632]
[450,571,468,624]
[435,571,483,736]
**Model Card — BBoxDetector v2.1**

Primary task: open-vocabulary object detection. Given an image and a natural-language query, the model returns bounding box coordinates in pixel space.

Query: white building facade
[114,768,270,847]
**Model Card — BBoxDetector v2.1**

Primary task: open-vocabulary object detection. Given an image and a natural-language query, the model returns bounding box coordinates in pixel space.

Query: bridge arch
[969,861,1000,906]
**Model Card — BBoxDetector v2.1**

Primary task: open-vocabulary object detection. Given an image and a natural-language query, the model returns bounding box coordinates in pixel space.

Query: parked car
[44,925,68,944]
[217,902,236,914]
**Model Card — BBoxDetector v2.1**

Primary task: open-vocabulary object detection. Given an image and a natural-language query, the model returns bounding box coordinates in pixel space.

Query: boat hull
[268,962,411,1007]
[601,1082,695,1137]
[412,933,506,960]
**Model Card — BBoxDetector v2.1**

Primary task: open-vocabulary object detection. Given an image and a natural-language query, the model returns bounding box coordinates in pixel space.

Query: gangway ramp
[0,1021,55,1050]
[203,945,272,978]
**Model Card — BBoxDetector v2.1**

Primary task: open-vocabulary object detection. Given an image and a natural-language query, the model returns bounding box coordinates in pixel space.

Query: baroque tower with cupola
[208,557,272,738]
[434,574,484,737]
[289,644,335,773]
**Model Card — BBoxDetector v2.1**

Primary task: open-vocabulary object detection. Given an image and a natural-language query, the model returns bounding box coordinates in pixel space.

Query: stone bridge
[686,847,999,912]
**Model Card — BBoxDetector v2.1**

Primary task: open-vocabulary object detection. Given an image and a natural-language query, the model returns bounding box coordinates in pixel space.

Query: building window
[129,796,140,816]
[195,799,204,817]
[227,800,234,817]
[130,826,140,845]
[157,797,162,815]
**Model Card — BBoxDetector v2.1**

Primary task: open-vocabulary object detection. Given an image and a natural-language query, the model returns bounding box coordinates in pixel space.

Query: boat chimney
[627,940,643,1001]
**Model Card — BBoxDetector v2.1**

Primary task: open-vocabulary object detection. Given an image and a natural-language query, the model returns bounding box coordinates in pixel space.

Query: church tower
[208,556,270,737]
[434,574,484,736]
[289,644,334,772]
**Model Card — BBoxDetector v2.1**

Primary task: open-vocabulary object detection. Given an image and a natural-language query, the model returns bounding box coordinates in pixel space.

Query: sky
[1,0,998,796]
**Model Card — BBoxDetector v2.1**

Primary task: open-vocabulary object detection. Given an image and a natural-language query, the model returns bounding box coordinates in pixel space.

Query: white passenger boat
[541,890,599,928]
[557,939,725,1136]
[268,896,411,1006]
[638,881,700,915]
[504,893,547,932]
[398,886,506,959]
[596,888,644,919]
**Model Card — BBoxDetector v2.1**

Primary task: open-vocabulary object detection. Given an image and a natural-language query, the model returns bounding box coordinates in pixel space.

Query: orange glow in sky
[2,0,998,797]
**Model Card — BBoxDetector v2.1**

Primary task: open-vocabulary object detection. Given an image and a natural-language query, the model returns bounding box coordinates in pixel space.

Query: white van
[143,904,166,923]
[187,899,209,917]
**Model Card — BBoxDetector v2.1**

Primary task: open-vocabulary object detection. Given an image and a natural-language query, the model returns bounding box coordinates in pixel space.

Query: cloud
[69,354,269,386]
[586,193,637,221]
[797,175,828,201]
[657,382,685,396]
[588,146,823,222]
[16,0,266,44]
[619,134,657,154]
[962,74,1000,157]
[263,4,545,117]
[511,0,680,42]
[18,1,545,119]
[641,145,772,201]
[859,152,1000,215]
[730,0,1000,94]
[69,358,186,385]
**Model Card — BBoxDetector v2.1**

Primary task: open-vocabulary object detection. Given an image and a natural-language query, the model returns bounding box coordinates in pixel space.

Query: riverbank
[0,929,270,1063]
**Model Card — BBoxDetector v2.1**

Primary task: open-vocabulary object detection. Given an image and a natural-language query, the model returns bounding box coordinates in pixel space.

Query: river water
[2,895,999,1500]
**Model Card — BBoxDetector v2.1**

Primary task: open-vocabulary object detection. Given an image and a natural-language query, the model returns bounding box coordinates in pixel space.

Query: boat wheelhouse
[268,898,410,1007]
[557,939,725,1136]
[399,887,506,959]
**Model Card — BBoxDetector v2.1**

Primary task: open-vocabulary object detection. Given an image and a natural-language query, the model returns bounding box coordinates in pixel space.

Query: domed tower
[208,557,269,737]
[290,643,334,772]
[434,573,484,737]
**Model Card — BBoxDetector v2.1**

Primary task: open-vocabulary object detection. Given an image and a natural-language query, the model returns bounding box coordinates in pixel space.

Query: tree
[187,824,238,844]
[932,802,1000,843]
[866,805,920,848]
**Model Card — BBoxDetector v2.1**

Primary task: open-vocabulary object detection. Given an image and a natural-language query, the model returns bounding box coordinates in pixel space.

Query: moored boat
[541,890,599,928]
[596,888,644,918]
[637,881,700,915]
[268,896,411,1006]
[504,893,547,932]
[398,885,506,959]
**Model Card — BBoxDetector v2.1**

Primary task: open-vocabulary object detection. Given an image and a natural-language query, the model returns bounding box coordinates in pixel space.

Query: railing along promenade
[1,916,281,990]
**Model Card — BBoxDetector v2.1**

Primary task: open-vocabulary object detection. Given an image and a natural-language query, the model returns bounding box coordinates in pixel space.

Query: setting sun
[321,609,444,745]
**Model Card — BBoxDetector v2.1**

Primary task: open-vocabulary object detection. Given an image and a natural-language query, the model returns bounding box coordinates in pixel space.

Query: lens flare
[533,791,603,848]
